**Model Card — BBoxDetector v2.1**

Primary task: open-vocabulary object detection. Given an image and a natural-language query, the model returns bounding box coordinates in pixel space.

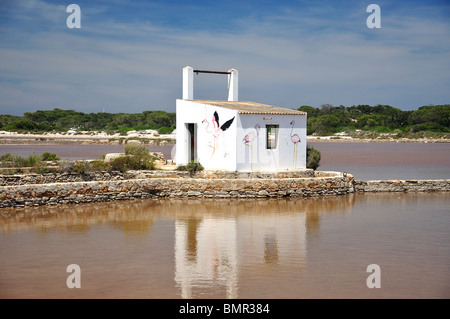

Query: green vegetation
[41,152,61,161]
[78,145,158,173]
[0,108,175,134]
[109,145,157,172]
[1,104,448,139]
[176,161,204,175]
[0,152,60,168]
[306,146,321,170]
[90,158,110,171]
[72,161,89,174]
[0,153,40,168]
[297,104,449,138]
[0,152,61,174]
[0,147,158,174]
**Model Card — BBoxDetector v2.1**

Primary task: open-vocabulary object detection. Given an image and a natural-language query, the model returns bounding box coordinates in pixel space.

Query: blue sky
[0,0,449,115]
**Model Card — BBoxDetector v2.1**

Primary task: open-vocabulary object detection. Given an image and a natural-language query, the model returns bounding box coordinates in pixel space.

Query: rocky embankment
[0,170,448,209]
[354,179,450,192]
[0,170,352,208]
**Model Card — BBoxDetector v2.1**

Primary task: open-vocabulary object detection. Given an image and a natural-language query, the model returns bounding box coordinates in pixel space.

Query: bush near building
[306,146,321,170]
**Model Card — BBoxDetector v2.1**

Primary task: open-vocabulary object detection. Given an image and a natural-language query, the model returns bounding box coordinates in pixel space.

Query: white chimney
[183,66,193,100]
[227,68,238,101]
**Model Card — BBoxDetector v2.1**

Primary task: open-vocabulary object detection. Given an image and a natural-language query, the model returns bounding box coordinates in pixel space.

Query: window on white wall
[266,125,279,149]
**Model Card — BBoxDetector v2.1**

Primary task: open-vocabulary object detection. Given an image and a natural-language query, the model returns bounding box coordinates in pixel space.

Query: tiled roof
[190,100,306,115]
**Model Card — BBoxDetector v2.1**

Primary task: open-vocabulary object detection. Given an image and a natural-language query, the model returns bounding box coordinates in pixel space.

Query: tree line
[0,108,176,134]
[298,104,449,136]
[0,104,448,136]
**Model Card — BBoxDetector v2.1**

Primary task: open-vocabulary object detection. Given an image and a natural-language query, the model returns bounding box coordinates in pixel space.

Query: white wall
[176,100,238,171]
[236,113,307,171]
[176,100,307,172]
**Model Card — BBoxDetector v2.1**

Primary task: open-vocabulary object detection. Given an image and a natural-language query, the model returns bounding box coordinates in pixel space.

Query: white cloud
[0,0,449,115]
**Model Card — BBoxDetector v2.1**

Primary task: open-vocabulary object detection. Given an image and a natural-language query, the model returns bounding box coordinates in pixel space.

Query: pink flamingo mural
[202,111,234,159]
[242,124,260,170]
[290,120,301,168]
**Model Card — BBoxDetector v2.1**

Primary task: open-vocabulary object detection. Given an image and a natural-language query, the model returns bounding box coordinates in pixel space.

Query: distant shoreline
[0,131,176,145]
[307,136,450,143]
[0,131,449,144]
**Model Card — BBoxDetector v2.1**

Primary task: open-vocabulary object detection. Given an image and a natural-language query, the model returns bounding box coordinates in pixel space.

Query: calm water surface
[310,142,450,180]
[1,141,448,180]
[0,144,174,162]
[1,141,449,299]
[0,193,449,299]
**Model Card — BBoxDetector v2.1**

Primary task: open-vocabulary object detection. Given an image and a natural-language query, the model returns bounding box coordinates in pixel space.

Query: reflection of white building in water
[237,213,307,267]
[174,213,307,298]
[174,218,238,299]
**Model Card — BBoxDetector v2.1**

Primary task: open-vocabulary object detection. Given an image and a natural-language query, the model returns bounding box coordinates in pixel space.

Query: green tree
[408,105,449,127]
[306,146,321,170]
[310,115,343,135]
[297,105,317,115]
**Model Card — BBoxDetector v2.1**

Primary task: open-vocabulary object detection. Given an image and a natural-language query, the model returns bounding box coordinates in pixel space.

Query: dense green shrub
[0,152,48,172]
[158,126,173,134]
[0,153,14,162]
[409,122,448,133]
[176,161,204,175]
[306,146,321,170]
[91,159,110,171]
[109,155,153,172]
[109,156,131,172]
[124,145,148,157]
[108,145,156,172]
[41,152,60,161]
[15,153,41,167]
[408,105,449,127]
[1,153,40,168]
[72,161,89,174]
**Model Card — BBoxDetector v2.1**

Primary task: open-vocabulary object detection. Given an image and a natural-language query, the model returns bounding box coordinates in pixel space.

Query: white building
[176,66,307,172]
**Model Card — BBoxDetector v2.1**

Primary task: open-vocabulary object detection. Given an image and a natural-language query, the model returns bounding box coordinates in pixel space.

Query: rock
[104,153,125,162]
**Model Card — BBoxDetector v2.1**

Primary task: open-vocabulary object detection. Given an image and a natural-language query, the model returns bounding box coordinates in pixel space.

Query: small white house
[176,66,307,172]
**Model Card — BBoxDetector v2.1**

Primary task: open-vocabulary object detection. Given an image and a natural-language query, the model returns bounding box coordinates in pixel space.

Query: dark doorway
[187,123,197,162]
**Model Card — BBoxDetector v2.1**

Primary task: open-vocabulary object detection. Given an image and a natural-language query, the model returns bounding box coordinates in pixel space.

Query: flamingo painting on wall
[242,124,261,170]
[202,111,235,159]
[290,120,301,169]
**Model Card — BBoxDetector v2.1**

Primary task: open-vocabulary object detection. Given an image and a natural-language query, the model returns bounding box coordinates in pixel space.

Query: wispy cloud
[0,0,449,115]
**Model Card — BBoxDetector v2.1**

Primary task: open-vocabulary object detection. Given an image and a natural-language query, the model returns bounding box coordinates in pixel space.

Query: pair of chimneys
[182,66,238,101]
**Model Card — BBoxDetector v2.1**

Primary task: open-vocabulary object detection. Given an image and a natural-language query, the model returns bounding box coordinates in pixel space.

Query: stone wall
[0,169,315,186]
[0,170,352,208]
[0,171,184,186]
[1,170,449,209]
[354,179,450,192]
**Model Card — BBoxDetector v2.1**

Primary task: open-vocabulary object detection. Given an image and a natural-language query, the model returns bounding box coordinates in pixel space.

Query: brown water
[310,142,450,181]
[1,141,448,180]
[0,192,449,299]
[1,141,449,299]
[0,144,175,162]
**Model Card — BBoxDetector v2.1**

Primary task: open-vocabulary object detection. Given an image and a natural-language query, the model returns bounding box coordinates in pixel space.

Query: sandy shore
[307,136,450,143]
[0,131,449,144]
[0,130,175,139]
[0,131,176,145]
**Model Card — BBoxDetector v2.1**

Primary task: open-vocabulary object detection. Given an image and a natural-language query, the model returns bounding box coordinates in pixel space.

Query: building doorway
[186,123,197,162]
